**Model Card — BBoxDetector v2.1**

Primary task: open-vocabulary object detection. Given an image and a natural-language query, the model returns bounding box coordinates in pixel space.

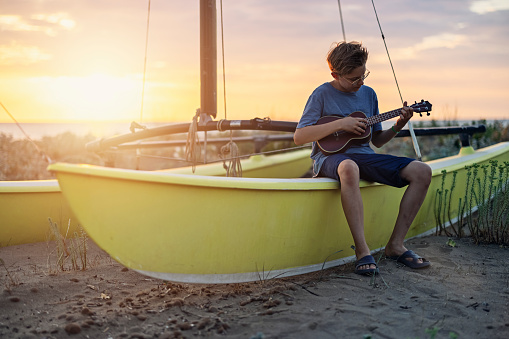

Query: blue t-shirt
[297,82,382,176]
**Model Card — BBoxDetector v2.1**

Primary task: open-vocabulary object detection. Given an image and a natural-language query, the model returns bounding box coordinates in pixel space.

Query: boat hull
[48,143,509,283]
[0,181,77,246]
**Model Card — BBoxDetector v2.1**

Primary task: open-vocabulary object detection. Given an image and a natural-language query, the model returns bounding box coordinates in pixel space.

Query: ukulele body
[316,111,372,155]
[313,100,432,155]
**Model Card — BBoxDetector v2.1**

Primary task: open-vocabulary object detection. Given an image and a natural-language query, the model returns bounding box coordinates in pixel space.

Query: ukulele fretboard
[366,108,401,126]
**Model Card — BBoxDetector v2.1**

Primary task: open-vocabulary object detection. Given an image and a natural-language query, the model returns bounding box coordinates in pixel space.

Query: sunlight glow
[30,74,142,121]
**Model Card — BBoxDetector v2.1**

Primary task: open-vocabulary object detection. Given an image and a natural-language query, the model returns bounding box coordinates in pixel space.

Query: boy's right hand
[338,116,367,135]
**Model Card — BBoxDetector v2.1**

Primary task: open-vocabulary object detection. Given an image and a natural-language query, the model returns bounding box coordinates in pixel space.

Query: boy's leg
[384,161,432,262]
[337,160,376,271]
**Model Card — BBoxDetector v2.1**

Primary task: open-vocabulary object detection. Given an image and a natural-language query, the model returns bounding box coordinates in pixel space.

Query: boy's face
[333,65,369,93]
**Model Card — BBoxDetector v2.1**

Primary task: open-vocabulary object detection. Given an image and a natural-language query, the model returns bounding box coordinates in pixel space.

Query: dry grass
[0,132,101,180]
[47,218,89,274]
[0,257,18,289]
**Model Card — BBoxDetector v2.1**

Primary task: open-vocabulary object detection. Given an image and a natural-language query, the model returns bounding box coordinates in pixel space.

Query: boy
[294,41,431,275]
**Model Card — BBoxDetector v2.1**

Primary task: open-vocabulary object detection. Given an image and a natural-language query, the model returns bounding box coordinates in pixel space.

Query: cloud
[470,0,509,14]
[0,15,38,32]
[32,13,76,30]
[0,42,52,65]
[0,13,75,36]
[390,33,468,60]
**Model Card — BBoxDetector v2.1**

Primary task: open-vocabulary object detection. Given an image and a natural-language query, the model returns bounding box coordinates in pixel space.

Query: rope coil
[220,141,242,177]
[185,110,201,172]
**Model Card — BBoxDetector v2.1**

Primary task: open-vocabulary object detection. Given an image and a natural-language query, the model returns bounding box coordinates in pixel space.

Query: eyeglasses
[341,69,370,86]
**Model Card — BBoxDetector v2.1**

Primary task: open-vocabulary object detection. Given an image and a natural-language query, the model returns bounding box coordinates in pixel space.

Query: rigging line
[370,0,402,104]
[219,0,242,176]
[1,102,52,163]
[140,0,151,123]
[337,0,346,41]
[369,0,422,160]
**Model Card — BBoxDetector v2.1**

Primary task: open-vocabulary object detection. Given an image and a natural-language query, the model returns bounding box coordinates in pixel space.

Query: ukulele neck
[366,108,402,126]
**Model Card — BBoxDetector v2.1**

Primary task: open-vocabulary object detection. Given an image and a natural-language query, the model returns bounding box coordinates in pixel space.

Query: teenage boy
[294,41,431,275]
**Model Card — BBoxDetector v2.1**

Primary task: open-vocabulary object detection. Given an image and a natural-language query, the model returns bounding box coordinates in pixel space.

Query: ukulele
[315,100,432,155]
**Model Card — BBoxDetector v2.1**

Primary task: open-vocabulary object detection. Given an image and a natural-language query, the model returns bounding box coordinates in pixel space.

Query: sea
[0,122,174,140]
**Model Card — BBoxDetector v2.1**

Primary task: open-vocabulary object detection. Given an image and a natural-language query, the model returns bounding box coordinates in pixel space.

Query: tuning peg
[419,113,423,117]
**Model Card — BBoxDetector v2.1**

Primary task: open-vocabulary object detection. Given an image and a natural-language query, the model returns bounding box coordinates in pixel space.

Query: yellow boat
[0,149,311,246]
[47,142,509,283]
[0,180,76,247]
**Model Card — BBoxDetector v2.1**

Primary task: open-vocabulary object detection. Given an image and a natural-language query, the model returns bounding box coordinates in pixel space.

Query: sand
[1,235,508,339]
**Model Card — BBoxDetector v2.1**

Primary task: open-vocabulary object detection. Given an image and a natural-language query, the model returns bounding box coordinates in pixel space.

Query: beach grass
[434,160,509,245]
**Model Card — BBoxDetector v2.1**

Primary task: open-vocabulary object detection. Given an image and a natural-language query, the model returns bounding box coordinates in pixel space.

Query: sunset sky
[1,0,508,124]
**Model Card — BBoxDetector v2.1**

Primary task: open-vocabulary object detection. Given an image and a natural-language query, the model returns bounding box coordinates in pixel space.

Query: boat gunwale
[0,149,312,192]
[0,180,61,193]
[427,142,509,173]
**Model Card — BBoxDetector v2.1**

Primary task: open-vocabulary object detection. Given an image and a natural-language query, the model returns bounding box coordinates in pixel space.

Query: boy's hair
[327,41,368,76]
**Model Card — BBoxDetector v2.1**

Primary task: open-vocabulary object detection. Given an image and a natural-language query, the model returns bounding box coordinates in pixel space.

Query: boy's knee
[337,160,359,181]
[419,163,432,184]
[408,162,432,186]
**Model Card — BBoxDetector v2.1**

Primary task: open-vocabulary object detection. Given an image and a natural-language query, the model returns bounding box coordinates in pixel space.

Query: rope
[370,0,422,160]
[219,0,242,177]
[217,119,226,132]
[337,0,346,41]
[185,110,201,172]
[220,141,242,177]
[140,0,151,123]
[1,102,52,164]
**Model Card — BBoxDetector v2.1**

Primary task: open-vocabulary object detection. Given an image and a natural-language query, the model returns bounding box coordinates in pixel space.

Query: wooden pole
[200,0,217,119]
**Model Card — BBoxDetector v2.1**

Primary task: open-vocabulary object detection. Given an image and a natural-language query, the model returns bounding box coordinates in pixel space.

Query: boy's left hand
[397,101,413,128]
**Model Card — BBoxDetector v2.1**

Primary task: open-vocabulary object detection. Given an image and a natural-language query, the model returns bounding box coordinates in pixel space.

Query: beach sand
[1,235,508,339]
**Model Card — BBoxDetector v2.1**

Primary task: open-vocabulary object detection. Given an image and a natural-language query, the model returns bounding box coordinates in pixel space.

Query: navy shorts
[318,153,415,188]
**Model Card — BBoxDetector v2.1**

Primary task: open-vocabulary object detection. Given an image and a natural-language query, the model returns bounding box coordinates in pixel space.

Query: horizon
[1,1,508,124]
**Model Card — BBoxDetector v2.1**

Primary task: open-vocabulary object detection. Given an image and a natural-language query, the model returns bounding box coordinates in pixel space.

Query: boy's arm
[371,101,413,148]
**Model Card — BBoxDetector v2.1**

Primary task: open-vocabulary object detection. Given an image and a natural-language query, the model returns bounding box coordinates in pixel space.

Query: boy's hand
[397,101,413,128]
[340,116,368,135]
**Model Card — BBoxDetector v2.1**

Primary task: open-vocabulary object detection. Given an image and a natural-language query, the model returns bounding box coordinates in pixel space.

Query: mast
[200,0,217,119]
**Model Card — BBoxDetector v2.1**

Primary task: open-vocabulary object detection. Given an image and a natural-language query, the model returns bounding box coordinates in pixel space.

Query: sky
[1,0,508,124]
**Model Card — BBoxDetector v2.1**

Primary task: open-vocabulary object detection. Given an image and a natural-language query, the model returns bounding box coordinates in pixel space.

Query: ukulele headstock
[410,100,432,117]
